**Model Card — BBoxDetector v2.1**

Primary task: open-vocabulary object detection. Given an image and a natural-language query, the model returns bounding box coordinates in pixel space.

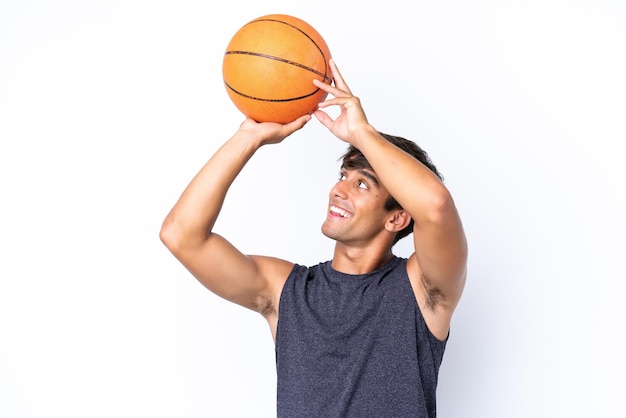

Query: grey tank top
[275,256,447,418]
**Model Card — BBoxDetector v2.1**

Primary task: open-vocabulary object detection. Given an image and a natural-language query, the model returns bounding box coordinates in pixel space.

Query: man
[160,59,467,417]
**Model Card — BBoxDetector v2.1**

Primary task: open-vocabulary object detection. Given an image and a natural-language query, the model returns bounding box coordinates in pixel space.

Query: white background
[1,1,625,417]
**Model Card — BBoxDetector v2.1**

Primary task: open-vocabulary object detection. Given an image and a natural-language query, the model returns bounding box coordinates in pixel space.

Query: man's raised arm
[159,116,310,314]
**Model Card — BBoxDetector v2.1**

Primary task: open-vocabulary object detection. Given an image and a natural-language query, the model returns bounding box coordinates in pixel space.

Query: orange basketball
[222,14,332,123]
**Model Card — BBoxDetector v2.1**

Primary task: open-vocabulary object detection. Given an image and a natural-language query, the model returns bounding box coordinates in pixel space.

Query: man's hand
[238,114,311,147]
[312,59,371,145]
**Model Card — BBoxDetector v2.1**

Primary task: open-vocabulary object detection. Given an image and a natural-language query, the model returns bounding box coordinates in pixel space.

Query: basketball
[222,14,332,123]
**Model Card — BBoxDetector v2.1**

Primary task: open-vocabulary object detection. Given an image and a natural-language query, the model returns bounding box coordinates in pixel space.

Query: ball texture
[222,14,332,123]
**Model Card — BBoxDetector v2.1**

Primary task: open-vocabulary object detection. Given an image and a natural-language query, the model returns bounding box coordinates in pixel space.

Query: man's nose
[330,180,348,199]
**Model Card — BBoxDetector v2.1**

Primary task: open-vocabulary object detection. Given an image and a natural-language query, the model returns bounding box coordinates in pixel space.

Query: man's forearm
[160,131,261,249]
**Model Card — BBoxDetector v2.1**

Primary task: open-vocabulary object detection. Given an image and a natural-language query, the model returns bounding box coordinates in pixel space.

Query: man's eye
[339,173,347,181]
[358,181,368,189]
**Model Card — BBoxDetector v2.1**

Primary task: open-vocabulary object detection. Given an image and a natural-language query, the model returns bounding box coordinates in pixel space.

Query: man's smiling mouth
[329,205,352,218]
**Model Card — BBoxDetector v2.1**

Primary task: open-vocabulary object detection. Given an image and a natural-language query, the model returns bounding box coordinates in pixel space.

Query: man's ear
[385,210,411,233]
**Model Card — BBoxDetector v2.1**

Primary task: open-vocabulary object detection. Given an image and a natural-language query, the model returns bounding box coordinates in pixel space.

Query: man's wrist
[351,125,381,150]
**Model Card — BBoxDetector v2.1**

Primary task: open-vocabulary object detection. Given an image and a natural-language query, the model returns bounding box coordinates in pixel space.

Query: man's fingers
[313,78,350,99]
[328,59,352,95]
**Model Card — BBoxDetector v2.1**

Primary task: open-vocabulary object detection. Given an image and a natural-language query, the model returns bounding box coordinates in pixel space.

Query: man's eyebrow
[358,169,380,187]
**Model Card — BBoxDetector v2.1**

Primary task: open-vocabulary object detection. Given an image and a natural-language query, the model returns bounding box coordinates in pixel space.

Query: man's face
[321,167,394,246]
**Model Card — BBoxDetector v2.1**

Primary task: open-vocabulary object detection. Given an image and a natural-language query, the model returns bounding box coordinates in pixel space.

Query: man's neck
[330,243,394,275]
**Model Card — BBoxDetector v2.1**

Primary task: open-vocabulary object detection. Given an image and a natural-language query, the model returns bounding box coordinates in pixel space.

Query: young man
[160,59,467,417]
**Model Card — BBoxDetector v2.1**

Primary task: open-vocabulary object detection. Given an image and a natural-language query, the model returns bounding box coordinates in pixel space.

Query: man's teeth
[330,205,351,218]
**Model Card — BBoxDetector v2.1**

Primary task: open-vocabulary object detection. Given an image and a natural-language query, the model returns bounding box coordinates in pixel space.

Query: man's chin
[320,224,338,241]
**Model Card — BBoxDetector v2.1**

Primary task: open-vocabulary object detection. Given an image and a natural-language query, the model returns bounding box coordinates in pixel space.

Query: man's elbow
[426,188,458,225]
[159,216,183,254]
[159,215,208,258]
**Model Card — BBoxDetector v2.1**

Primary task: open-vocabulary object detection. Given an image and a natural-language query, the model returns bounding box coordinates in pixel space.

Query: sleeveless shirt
[275,256,447,418]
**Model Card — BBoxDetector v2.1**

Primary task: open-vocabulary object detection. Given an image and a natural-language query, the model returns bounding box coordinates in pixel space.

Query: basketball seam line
[223,81,322,103]
[224,50,331,81]
[247,17,330,80]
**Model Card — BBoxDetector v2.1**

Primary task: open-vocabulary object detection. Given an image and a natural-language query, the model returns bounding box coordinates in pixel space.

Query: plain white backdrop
[1,0,625,417]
